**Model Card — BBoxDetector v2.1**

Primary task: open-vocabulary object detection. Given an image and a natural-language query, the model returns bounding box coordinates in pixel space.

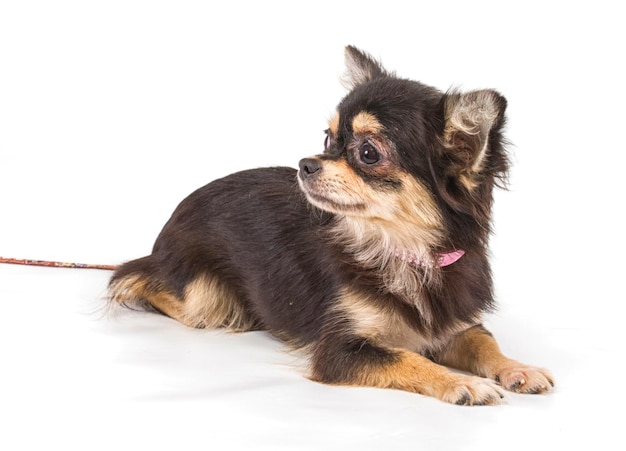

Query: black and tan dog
[109,46,553,405]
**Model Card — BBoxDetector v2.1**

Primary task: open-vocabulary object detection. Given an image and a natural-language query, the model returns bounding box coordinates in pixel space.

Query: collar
[394,249,465,268]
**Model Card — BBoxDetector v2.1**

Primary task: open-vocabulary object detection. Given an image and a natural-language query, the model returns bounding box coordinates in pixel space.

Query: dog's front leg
[434,325,554,394]
[309,333,504,405]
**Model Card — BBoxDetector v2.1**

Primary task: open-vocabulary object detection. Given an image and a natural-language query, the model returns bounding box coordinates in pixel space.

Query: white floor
[1,263,620,450]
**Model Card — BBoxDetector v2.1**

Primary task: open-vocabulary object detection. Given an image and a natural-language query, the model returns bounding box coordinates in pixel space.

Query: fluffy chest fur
[327,214,494,338]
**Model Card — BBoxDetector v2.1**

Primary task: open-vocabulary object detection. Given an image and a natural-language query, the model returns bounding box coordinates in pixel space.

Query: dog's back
[109,167,338,342]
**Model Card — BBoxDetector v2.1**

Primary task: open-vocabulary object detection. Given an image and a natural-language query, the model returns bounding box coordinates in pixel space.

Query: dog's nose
[298,158,321,178]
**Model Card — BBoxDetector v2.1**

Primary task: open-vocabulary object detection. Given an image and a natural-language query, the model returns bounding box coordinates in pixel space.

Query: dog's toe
[495,365,554,394]
[441,375,505,406]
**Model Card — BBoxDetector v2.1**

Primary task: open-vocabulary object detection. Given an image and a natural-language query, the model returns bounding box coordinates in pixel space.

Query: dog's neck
[333,215,465,324]
[333,216,460,268]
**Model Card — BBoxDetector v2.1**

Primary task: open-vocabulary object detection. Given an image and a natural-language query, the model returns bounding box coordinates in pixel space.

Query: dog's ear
[440,89,508,190]
[341,46,389,90]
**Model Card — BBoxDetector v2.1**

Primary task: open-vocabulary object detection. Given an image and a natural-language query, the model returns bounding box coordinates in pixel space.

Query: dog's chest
[337,287,467,354]
[378,259,438,324]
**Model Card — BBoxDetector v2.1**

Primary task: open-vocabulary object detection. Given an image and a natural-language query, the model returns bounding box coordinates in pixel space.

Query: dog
[109,46,554,405]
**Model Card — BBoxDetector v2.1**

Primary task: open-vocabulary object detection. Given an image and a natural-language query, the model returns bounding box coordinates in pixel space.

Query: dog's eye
[359,142,380,164]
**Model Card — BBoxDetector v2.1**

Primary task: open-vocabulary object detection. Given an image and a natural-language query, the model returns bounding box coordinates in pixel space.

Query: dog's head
[298,46,509,249]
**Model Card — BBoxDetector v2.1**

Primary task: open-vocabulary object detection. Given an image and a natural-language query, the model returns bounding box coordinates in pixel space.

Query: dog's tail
[107,255,178,315]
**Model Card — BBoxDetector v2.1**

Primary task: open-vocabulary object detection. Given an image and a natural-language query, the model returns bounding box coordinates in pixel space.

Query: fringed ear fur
[341,46,389,90]
[441,89,508,190]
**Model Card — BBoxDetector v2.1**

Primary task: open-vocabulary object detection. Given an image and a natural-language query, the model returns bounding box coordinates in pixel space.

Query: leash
[0,256,119,271]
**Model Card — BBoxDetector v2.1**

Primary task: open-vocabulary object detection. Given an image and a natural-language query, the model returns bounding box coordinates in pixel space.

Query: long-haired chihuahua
[109,46,553,405]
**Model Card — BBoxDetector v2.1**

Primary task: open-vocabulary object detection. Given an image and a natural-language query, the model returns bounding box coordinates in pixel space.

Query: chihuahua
[109,46,553,405]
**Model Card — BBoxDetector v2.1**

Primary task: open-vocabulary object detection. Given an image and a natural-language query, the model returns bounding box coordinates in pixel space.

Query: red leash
[0,256,118,271]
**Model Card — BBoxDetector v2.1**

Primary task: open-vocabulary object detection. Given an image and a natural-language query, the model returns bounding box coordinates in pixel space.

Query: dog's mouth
[297,167,368,214]
[301,189,367,214]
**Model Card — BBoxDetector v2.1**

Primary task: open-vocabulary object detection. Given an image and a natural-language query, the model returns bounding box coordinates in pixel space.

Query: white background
[1,1,624,450]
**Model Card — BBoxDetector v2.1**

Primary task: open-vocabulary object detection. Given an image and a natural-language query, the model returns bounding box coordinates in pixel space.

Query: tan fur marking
[300,158,372,214]
[336,288,428,352]
[182,274,257,331]
[148,292,187,322]
[108,274,187,323]
[109,273,258,332]
[328,112,340,136]
[394,174,443,237]
[337,348,504,405]
[352,111,383,135]
[336,287,477,352]
[436,326,554,394]
[458,173,479,191]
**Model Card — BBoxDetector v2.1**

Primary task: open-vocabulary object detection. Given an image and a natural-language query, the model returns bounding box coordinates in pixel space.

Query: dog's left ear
[341,46,389,90]
[440,89,508,190]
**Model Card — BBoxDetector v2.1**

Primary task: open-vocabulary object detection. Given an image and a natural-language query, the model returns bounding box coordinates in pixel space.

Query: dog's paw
[439,375,505,406]
[494,365,554,394]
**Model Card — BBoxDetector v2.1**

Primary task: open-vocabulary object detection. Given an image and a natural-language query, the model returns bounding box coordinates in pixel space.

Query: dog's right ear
[440,89,508,190]
[341,46,389,90]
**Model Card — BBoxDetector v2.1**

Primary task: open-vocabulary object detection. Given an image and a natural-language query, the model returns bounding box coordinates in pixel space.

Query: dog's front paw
[439,375,505,406]
[494,364,554,394]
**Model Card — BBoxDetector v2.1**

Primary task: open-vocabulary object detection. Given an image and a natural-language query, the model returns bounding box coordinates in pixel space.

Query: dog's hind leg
[179,273,260,331]
[108,255,189,324]
[108,256,260,332]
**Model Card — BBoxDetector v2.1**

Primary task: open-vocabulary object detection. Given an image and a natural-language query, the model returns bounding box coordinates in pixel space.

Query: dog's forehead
[330,78,442,137]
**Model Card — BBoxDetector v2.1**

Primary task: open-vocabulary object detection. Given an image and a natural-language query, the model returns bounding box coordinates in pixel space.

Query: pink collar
[394,249,465,268]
